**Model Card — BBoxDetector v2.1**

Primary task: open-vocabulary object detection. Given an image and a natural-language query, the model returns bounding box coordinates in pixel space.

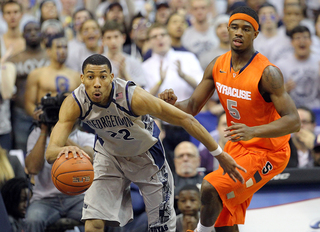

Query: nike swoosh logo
[219,69,226,73]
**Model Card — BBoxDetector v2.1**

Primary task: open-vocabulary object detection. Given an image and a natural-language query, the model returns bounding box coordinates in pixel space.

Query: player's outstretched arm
[158,57,218,116]
[225,66,301,142]
[132,87,246,183]
[45,95,89,164]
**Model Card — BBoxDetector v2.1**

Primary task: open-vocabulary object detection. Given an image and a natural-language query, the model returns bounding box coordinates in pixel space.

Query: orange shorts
[204,143,290,227]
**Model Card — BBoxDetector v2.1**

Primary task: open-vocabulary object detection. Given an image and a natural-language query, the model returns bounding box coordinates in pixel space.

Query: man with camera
[24,32,81,121]
[24,92,95,232]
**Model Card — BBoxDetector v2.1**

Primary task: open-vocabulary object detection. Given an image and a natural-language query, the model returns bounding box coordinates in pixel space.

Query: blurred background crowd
[1,0,320,231]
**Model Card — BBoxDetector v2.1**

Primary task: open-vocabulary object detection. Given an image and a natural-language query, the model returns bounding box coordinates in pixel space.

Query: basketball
[51,152,94,196]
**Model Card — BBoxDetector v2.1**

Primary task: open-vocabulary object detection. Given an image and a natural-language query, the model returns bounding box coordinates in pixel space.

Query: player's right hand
[215,151,246,184]
[57,146,91,160]
[158,89,177,105]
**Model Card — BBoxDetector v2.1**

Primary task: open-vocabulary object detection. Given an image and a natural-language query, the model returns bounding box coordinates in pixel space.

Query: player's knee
[85,219,105,232]
[200,179,220,205]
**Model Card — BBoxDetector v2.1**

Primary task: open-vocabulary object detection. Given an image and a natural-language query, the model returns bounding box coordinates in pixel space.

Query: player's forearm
[45,143,65,164]
[252,114,300,138]
[174,98,202,116]
[180,115,220,152]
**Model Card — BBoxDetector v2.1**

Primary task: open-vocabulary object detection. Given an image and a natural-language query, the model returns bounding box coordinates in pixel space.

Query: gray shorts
[82,150,176,232]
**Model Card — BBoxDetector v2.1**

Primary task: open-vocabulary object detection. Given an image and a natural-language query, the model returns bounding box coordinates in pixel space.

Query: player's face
[216,22,229,44]
[291,31,311,58]
[23,22,41,47]
[148,28,171,56]
[102,30,125,54]
[3,3,22,28]
[81,64,114,105]
[177,190,200,216]
[50,38,68,64]
[81,20,101,50]
[167,14,186,39]
[228,19,258,52]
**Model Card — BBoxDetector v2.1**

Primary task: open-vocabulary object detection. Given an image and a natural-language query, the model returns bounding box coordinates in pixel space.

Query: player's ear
[80,74,84,83]
[253,30,259,39]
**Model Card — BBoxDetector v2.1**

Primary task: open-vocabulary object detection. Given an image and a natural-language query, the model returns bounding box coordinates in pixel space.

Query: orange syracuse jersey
[212,51,290,152]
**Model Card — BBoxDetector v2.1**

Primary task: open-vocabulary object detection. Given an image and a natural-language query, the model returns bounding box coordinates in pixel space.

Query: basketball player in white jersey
[45,54,246,232]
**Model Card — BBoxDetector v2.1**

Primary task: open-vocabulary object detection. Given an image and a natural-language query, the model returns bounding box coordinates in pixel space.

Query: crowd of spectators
[1,0,320,231]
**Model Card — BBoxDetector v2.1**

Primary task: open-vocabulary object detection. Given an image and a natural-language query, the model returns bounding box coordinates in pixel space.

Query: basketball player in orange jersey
[159,6,301,232]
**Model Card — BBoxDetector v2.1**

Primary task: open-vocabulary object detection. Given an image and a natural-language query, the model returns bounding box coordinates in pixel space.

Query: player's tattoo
[263,66,282,90]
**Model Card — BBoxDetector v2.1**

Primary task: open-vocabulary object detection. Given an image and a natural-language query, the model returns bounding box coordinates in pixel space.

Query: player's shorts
[204,143,290,227]
[82,142,176,232]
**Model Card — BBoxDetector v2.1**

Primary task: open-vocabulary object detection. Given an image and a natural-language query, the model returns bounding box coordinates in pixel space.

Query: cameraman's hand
[57,146,91,160]
[33,108,43,121]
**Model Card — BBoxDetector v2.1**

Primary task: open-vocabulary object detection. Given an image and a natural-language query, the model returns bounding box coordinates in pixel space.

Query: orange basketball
[51,152,94,196]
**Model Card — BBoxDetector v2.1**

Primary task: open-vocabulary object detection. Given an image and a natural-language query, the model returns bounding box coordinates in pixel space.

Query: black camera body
[39,92,67,126]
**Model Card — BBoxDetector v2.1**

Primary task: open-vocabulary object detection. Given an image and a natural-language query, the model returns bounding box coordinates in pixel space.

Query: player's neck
[231,48,256,71]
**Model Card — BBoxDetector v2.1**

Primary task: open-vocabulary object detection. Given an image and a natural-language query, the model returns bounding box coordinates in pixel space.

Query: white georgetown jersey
[72,78,160,158]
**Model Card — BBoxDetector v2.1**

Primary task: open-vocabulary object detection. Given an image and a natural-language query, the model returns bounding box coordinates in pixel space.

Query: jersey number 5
[227,99,240,120]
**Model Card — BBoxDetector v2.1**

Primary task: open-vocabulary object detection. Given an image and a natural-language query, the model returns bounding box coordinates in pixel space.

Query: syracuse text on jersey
[216,82,252,100]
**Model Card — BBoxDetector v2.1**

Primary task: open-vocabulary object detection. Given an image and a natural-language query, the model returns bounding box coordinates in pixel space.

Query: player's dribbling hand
[224,121,255,142]
[158,89,177,105]
[57,146,91,160]
[216,151,246,184]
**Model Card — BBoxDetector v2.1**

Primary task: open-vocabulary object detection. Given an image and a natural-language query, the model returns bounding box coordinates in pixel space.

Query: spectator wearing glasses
[288,106,316,168]
[124,13,151,61]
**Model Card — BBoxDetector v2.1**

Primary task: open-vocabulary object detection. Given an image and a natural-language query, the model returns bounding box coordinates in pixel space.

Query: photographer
[24,92,94,232]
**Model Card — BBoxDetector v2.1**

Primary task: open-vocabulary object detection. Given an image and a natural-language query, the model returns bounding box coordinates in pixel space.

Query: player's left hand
[216,151,246,183]
[224,121,255,142]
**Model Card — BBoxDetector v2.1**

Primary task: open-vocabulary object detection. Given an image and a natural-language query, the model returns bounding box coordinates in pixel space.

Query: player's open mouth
[93,92,101,98]
[233,38,243,46]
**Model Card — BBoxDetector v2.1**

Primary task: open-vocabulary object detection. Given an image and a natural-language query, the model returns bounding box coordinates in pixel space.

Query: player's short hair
[82,54,112,74]
[102,20,125,35]
[230,6,259,27]
[297,106,316,124]
[45,32,65,48]
[1,0,22,13]
[178,184,200,195]
[289,25,310,39]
